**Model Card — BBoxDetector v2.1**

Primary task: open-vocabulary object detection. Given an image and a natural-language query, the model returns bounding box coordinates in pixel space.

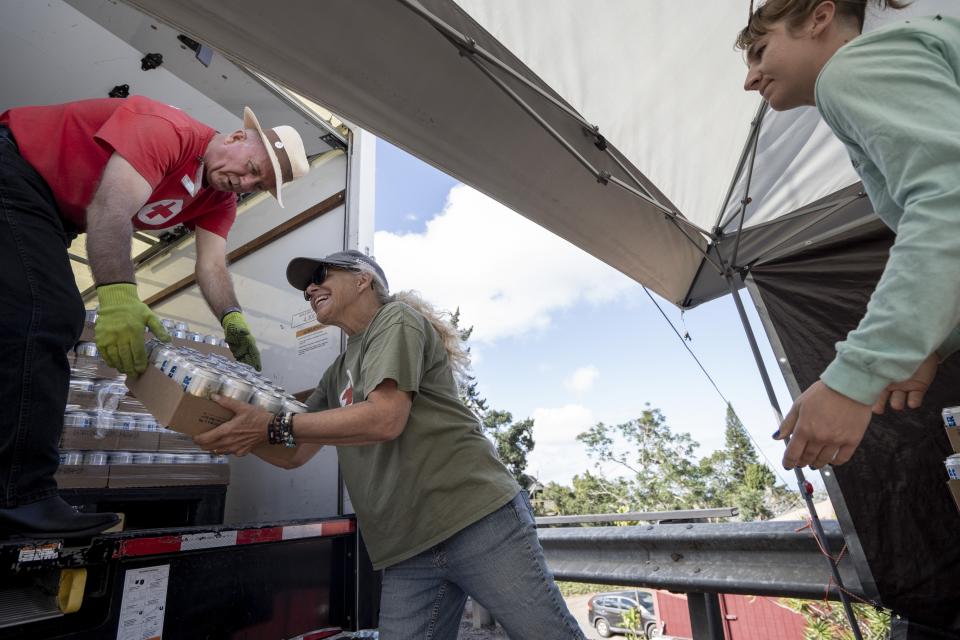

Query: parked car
[587,590,661,638]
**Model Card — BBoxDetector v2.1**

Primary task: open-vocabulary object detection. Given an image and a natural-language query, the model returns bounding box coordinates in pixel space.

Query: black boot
[0,496,119,538]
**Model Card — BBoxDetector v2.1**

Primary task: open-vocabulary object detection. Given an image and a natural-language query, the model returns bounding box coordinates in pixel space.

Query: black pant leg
[0,129,84,507]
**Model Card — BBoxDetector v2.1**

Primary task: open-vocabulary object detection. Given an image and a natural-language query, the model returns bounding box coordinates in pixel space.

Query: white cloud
[564,365,600,394]
[526,404,599,485]
[374,185,635,343]
[404,213,418,221]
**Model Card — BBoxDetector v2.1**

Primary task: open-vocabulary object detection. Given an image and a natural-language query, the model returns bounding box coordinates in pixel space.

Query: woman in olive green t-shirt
[196,250,585,639]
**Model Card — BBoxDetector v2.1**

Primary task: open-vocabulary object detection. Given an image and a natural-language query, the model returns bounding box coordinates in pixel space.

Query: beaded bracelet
[267,412,296,448]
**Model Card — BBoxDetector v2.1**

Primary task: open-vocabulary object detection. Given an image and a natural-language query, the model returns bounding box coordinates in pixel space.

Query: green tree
[722,403,759,485]
[536,472,632,517]
[577,405,721,511]
[778,599,890,640]
[483,409,535,488]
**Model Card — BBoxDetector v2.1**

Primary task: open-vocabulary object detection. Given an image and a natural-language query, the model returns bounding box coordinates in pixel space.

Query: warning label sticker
[117,565,169,640]
[291,308,335,357]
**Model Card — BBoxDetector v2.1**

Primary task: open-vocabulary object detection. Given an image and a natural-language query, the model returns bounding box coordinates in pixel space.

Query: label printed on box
[117,565,169,640]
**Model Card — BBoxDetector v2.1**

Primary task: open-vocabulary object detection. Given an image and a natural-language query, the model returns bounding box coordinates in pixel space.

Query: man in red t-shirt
[0,96,309,536]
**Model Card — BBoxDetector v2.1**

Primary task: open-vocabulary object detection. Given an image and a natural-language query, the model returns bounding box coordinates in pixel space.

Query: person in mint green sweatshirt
[737,0,959,470]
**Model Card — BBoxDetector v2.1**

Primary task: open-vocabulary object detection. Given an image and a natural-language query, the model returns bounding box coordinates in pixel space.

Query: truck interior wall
[147,153,350,524]
[749,227,960,630]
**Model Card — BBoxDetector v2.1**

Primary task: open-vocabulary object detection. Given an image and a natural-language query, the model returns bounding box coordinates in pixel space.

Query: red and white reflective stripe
[116,519,355,558]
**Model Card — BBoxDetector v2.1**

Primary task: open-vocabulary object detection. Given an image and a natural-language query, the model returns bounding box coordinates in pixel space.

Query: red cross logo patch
[137,199,183,225]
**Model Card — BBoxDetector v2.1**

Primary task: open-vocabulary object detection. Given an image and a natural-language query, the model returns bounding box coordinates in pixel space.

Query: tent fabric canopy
[126,0,955,307]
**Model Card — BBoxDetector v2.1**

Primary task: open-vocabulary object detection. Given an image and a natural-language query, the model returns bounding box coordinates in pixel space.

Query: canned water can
[213,454,228,464]
[84,309,99,324]
[185,367,222,398]
[250,388,284,413]
[108,451,134,465]
[84,451,108,466]
[187,331,203,343]
[151,346,178,374]
[176,361,201,392]
[172,329,188,340]
[173,453,196,464]
[192,453,212,464]
[63,451,84,466]
[946,454,960,480]
[154,453,176,464]
[942,406,960,428]
[160,318,175,331]
[219,375,255,402]
[69,378,95,392]
[174,321,189,332]
[167,354,190,382]
[282,399,308,414]
[203,334,219,345]
[136,415,158,431]
[132,452,156,464]
[76,341,99,357]
[90,411,115,430]
[113,413,137,431]
[63,412,91,429]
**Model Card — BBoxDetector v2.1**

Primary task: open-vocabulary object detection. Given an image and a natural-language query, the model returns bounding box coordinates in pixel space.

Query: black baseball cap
[286,250,389,292]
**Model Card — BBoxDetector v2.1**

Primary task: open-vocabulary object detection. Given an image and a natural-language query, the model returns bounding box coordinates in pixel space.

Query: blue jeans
[378,491,585,639]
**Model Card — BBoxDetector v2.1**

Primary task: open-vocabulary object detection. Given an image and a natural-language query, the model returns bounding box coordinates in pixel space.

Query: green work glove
[95,283,170,374]
[222,311,261,371]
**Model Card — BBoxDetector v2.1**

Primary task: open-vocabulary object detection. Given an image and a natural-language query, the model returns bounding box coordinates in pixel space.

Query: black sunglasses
[302,264,359,301]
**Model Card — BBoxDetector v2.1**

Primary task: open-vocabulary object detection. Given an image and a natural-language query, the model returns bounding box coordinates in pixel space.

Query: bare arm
[195,379,414,467]
[86,153,152,284]
[195,227,240,319]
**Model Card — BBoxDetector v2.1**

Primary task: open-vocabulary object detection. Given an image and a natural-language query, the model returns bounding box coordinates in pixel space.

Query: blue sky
[373,138,804,490]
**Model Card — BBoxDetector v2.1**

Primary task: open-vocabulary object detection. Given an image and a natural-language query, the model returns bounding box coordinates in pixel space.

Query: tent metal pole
[725,274,864,640]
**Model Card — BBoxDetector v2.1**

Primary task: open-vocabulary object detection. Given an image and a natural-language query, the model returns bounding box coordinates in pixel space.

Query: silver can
[63,451,84,466]
[173,453,196,464]
[168,355,192,384]
[63,412,91,429]
[187,331,203,343]
[174,321,189,332]
[172,329,188,340]
[84,309,99,324]
[175,361,200,392]
[219,375,255,402]
[282,399,308,414]
[75,341,99,357]
[160,318,175,331]
[250,388,284,413]
[203,334,219,345]
[69,378,95,392]
[113,413,137,431]
[90,411,115,430]
[191,453,212,464]
[151,346,178,374]
[184,366,221,399]
[132,452,156,464]
[154,453,176,464]
[135,415,158,432]
[213,454,228,464]
[84,451,108,466]
[108,451,134,465]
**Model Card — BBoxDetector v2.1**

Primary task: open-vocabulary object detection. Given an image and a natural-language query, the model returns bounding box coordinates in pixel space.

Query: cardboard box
[55,465,109,489]
[128,366,299,464]
[946,427,960,455]
[949,480,960,514]
[127,366,234,434]
[157,431,206,453]
[107,463,229,488]
[60,426,119,451]
[114,430,160,452]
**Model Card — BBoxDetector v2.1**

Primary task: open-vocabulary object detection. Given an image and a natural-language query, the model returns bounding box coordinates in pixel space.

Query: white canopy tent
[123,0,960,630]
[125,0,954,308]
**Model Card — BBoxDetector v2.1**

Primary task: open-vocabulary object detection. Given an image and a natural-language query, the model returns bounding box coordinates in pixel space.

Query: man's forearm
[196,260,241,320]
[87,204,135,285]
